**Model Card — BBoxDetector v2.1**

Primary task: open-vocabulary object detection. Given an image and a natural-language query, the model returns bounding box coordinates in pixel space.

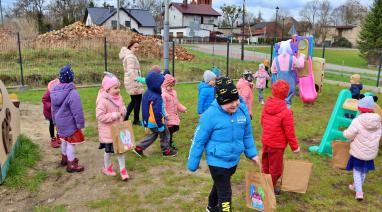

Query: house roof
[171,3,220,16]
[85,7,156,27]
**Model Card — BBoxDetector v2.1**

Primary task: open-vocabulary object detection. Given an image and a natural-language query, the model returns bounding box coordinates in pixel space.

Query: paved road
[192,44,379,75]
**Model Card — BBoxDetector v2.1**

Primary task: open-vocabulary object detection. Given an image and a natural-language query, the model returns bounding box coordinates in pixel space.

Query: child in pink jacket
[236,70,254,117]
[254,64,271,105]
[42,78,60,148]
[343,95,381,200]
[96,72,128,181]
[162,74,187,150]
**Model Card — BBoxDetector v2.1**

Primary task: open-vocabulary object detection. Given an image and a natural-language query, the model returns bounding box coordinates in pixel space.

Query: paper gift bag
[111,120,135,154]
[245,172,276,211]
[331,140,350,169]
[281,160,313,194]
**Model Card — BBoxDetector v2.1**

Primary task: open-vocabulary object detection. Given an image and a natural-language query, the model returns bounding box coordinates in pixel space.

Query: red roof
[171,3,220,16]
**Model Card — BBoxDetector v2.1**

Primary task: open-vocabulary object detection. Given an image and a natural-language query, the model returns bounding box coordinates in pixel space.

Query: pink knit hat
[162,74,176,87]
[102,72,120,91]
[47,78,60,91]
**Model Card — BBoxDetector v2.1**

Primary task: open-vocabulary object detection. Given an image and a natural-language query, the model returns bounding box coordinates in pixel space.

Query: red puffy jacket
[261,97,299,151]
[42,90,52,120]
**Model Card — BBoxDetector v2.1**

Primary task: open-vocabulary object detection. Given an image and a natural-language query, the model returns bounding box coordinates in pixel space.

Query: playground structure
[272,35,325,104]
[0,80,21,184]
[309,90,382,157]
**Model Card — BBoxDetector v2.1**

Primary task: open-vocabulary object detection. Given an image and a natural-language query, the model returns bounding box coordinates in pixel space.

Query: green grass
[14,82,382,211]
[3,135,46,192]
[245,46,370,69]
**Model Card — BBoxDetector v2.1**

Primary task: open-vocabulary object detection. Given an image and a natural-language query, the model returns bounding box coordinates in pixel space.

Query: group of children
[41,58,380,211]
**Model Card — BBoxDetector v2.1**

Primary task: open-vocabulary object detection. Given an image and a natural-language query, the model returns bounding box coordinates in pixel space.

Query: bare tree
[331,0,368,25]
[9,0,47,32]
[220,4,242,35]
[317,0,331,44]
[47,0,88,28]
[299,0,320,36]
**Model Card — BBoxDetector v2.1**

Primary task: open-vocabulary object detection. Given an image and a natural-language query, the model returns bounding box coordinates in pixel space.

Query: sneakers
[50,137,60,148]
[355,192,364,200]
[102,164,116,176]
[206,205,218,212]
[66,158,85,173]
[120,168,129,181]
[60,154,68,166]
[260,100,265,105]
[163,148,177,157]
[133,147,145,158]
[274,187,281,195]
[349,184,355,192]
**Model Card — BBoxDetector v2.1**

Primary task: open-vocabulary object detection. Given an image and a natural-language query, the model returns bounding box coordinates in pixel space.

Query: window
[169,32,174,38]
[176,32,184,38]
[125,21,131,28]
[111,20,117,29]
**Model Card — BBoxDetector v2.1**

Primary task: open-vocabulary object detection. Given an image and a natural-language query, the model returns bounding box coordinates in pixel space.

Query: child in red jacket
[42,78,60,148]
[261,80,300,195]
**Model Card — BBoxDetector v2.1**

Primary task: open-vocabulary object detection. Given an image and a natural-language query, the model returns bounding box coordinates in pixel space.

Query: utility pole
[163,0,170,72]
[241,0,245,61]
[0,0,3,26]
[117,0,120,30]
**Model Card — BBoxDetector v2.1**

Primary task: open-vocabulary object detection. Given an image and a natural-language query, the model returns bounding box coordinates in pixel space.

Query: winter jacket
[343,113,381,160]
[271,54,304,74]
[142,72,165,129]
[96,91,127,144]
[50,83,85,137]
[261,97,299,150]
[42,90,52,120]
[162,88,187,127]
[254,69,270,89]
[197,81,215,114]
[236,78,254,116]
[188,99,258,171]
[350,84,363,99]
[119,47,144,95]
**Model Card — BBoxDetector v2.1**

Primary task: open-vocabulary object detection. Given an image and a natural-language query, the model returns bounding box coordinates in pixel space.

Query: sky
[1,0,375,21]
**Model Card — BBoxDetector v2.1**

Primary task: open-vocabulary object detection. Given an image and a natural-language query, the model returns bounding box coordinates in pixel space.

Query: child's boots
[120,168,129,181]
[60,154,68,166]
[67,158,84,173]
[102,164,116,176]
[51,137,60,148]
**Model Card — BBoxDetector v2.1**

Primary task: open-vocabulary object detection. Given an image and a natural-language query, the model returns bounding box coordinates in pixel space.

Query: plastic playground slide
[299,57,318,103]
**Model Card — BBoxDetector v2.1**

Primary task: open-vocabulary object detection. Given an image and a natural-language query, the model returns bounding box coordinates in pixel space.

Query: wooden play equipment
[0,80,21,184]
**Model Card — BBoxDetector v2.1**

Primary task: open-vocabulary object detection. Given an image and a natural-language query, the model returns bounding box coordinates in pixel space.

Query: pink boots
[120,168,129,181]
[102,165,117,176]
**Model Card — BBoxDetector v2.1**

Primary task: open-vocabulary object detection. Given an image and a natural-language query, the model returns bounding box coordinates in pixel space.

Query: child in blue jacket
[133,71,177,157]
[198,70,217,115]
[188,77,260,212]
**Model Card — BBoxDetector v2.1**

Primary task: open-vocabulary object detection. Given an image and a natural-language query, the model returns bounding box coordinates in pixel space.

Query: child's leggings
[49,119,55,138]
[61,141,76,161]
[104,152,126,171]
[258,89,264,102]
[354,169,366,193]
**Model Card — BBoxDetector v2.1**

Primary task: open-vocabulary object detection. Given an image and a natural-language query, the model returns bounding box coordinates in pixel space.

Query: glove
[135,77,146,84]
[157,126,165,132]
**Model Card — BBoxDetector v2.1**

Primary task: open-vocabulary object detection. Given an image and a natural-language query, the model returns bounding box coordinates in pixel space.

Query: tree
[47,0,88,28]
[255,11,263,23]
[9,0,48,33]
[220,4,242,35]
[103,1,112,8]
[331,0,368,25]
[89,0,95,7]
[358,0,382,65]
[299,0,320,36]
[317,0,332,44]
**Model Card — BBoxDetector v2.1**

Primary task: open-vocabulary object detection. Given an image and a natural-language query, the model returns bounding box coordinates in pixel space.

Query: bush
[332,37,352,48]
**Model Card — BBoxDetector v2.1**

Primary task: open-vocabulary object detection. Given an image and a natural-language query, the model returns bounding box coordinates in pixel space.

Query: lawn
[9,82,382,211]
[245,46,370,69]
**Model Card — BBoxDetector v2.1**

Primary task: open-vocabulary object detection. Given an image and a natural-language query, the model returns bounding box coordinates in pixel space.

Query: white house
[84,7,156,35]
[163,1,220,38]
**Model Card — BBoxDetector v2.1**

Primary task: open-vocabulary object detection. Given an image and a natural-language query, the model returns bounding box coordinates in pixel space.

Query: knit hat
[211,66,221,77]
[203,70,216,83]
[350,74,361,84]
[272,80,290,100]
[59,64,74,83]
[162,74,176,87]
[259,63,265,70]
[242,70,254,82]
[358,96,375,113]
[215,77,239,105]
[101,72,120,91]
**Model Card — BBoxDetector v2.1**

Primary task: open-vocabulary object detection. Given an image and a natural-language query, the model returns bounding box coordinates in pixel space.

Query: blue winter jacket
[197,81,215,114]
[188,99,258,171]
[141,72,165,129]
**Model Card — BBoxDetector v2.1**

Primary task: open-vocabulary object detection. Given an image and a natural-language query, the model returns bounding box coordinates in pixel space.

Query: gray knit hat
[203,70,217,83]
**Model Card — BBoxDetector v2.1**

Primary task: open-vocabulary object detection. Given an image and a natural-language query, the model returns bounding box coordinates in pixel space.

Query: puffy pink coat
[162,88,187,127]
[254,69,270,89]
[96,91,127,144]
[236,78,254,116]
[343,113,382,160]
[119,47,144,95]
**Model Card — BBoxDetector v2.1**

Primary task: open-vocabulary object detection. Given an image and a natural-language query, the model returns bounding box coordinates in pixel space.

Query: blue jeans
[258,89,264,102]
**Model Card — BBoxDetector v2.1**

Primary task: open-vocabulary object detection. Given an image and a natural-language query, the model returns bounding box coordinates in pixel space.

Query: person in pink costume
[271,41,305,108]
[96,72,129,181]
[254,64,271,105]
[236,70,254,117]
[42,78,61,148]
[161,74,187,150]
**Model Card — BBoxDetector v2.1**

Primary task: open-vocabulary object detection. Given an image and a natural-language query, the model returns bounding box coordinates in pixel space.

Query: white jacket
[343,113,382,160]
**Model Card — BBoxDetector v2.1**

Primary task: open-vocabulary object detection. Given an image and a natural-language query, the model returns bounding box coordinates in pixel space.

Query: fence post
[172,40,175,76]
[17,32,25,87]
[376,50,382,87]
[269,44,274,70]
[322,43,326,59]
[104,37,108,72]
[226,41,230,77]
